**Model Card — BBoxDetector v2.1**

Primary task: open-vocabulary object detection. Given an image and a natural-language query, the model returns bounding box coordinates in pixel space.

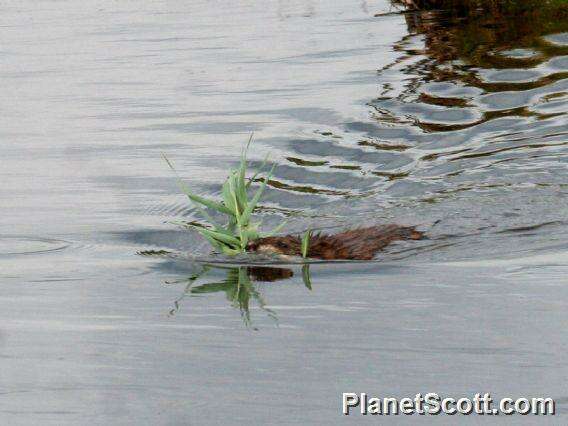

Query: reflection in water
[380,5,568,127]
[166,264,312,328]
[397,5,568,94]
[262,3,568,223]
[374,4,568,194]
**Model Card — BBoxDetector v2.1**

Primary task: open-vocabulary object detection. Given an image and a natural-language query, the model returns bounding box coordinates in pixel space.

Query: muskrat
[246,225,424,260]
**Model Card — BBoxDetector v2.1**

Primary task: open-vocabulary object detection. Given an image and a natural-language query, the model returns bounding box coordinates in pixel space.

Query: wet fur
[247,225,424,260]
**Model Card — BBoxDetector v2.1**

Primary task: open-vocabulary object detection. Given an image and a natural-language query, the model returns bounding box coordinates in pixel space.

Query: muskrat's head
[246,236,302,257]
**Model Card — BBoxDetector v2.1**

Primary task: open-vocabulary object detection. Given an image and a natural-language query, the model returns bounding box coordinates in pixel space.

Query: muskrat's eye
[276,241,287,248]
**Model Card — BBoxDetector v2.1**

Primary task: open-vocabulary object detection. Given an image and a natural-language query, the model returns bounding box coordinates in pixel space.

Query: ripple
[498,48,541,59]
[545,32,568,46]
[479,69,544,84]
[0,236,70,256]
[358,10,568,207]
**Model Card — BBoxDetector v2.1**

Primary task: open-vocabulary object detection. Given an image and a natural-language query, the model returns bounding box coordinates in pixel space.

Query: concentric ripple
[0,236,70,256]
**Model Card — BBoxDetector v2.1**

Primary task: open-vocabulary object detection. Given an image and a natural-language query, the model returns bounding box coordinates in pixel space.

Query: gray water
[1,0,567,424]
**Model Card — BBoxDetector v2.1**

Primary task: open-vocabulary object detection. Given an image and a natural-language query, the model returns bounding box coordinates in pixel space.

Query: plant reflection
[165,264,313,328]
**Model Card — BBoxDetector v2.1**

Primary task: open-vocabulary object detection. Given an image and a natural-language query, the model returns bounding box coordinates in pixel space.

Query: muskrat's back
[247,225,424,260]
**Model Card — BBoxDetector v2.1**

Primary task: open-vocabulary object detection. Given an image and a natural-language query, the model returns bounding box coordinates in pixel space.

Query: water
[1,0,567,424]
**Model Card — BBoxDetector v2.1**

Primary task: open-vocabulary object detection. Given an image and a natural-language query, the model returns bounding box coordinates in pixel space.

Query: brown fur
[247,225,424,260]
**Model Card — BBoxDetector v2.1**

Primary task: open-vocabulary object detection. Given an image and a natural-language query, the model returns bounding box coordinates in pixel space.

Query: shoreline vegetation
[393,0,567,13]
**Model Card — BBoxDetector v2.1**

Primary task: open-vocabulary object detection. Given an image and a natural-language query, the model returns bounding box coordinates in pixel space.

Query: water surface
[1,0,567,424]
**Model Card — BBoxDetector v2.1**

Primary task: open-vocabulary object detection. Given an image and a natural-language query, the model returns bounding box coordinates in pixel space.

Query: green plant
[163,135,286,255]
[301,229,312,258]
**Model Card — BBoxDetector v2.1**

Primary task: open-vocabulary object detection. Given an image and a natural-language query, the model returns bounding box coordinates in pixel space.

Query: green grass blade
[236,142,250,215]
[162,154,233,216]
[241,164,275,225]
[261,220,287,237]
[181,186,233,216]
[219,245,242,256]
[238,133,253,192]
[163,154,220,225]
[197,231,224,251]
[195,227,241,247]
[301,229,312,258]
[236,178,248,214]
[246,152,270,189]
[235,173,248,218]
[170,220,241,241]
[221,174,237,214]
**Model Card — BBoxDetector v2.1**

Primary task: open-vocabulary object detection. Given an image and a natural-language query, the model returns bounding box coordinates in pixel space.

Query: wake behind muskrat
[246,225,424,260]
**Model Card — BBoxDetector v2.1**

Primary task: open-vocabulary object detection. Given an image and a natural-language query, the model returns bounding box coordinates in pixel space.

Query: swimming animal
[246,225,424,260]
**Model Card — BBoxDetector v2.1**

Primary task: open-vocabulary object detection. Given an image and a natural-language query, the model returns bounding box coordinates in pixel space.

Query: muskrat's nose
[246,241,258,251]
